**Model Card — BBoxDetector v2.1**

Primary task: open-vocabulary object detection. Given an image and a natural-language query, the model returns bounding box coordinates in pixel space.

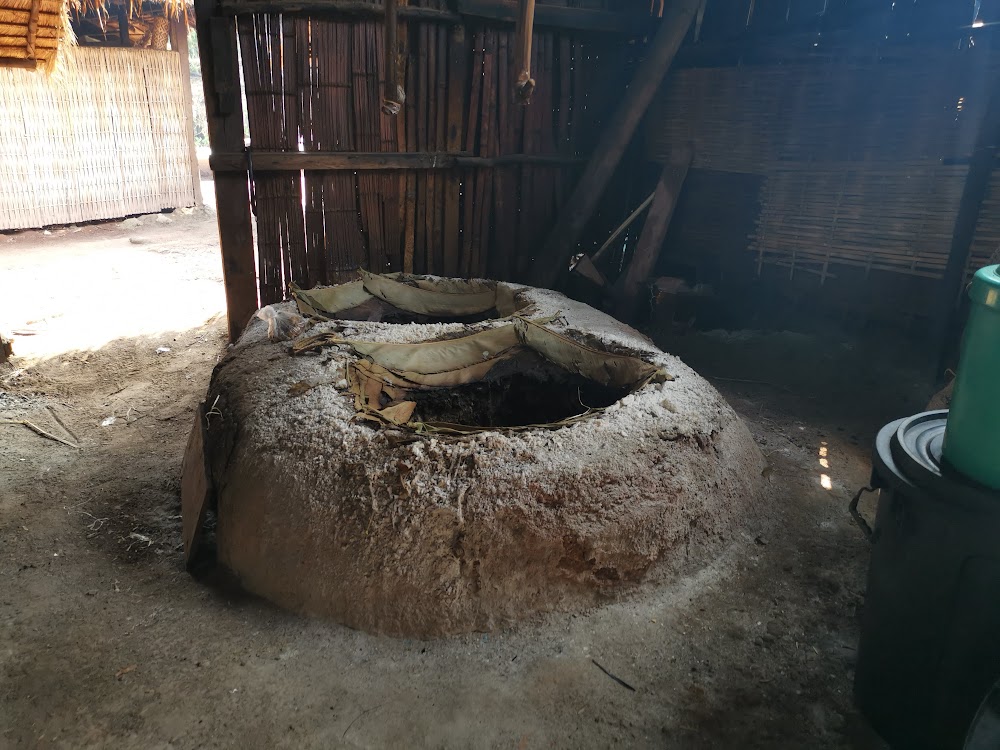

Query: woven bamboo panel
[751,163,968,280]
[968,166,1000,273]
[646,50,988,282]
[648,55,982,172]
[0,46,197,230]
[239,8,619,302]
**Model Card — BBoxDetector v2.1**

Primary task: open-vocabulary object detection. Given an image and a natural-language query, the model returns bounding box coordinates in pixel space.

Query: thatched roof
[0,0,73,71]
[0,0,185,71]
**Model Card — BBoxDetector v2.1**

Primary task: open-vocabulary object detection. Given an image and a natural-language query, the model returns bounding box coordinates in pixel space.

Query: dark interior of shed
[4,0,1000,747]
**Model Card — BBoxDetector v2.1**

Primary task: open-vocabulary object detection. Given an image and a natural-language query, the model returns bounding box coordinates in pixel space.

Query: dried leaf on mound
[291,271,531,321]
[340,326,669,432]
[288,280,672,432]
[290,281,373,318]
[513,317,673,389]
[359,270,498,316]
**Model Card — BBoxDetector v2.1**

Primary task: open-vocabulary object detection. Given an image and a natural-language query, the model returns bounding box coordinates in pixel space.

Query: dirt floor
[0,208,930,748]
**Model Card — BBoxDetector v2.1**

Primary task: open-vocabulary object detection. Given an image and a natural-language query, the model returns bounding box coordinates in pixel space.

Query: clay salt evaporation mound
[182,272,766,637]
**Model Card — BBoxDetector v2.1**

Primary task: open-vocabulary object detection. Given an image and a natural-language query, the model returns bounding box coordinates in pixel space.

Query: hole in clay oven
[337,297,517,325]
[402,352,630,428]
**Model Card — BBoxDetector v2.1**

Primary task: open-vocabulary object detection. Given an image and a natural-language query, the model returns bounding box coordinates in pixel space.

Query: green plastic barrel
[943,264,1000,490]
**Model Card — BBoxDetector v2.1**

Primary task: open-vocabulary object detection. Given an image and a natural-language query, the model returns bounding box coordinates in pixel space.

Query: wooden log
[513,0,535,103]
[181,405,212,570]
[170,17,204,207]
[612,146,692,322]
[0,56,36,68]
[195,0,257,341]
[529,0,701,288]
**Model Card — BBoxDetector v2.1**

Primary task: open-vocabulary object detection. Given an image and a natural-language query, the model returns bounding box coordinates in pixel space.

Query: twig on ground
[46,405,80,443]
[1,419,79,449]
[342,704,383,739]
[591,659,636,692]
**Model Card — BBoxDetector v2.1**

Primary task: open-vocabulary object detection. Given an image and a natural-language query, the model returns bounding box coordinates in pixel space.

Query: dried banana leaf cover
[290,272,672,434]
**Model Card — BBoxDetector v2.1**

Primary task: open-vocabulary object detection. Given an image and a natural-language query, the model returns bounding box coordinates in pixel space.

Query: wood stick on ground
[1,419,80,449]
[45,405,80,444]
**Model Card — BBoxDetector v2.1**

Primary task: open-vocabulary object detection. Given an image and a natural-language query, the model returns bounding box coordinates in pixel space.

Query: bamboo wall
[235,6,626,305]
[647,53,990,284]
[0,46,199,230]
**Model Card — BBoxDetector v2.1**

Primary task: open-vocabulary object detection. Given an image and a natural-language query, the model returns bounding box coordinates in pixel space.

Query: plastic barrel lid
[969,264,1000,310]
[886,411,1000,510]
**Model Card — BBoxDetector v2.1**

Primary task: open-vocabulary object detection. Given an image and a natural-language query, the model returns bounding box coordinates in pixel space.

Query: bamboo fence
[235,2,620,305]
[647,52,993,283]
[0,45,198,229]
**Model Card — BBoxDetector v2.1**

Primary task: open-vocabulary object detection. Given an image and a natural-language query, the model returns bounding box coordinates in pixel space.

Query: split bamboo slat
[236,0,620,302]
[0,46,198,230]
[646,51,994,283]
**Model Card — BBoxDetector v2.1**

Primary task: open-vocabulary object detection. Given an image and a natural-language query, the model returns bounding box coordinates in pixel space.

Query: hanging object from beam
[381,0,404,115]
[513,0,536,104]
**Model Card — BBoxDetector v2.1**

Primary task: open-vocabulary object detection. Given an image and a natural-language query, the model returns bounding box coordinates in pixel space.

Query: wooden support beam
[209,150,583,171]
[529,0,701,288]
[513,0,535,103]
[195,0,257,341]
[0,56,37,69]
[170,18,204,207]
[612,146,692,322]
[117,5,131,46]
[218,0,654,35]
[456,0,653,35]
[219,0,459,21]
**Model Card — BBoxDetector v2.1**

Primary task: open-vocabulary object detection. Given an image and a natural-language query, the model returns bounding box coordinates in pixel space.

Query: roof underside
[0,0,185,70]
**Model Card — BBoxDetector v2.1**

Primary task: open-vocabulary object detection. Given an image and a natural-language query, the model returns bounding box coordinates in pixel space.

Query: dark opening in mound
[406,353,630,428]
[335,298,508,325]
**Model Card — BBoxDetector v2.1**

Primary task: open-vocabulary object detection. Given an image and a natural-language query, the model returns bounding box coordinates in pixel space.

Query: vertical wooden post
[170,18,205,207]
[194,0,257,341]
[612,145,692,322]
[529,0,701,288]
[118,5,131,47]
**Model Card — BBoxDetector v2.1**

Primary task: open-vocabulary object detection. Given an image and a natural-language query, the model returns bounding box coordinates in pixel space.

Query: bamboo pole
[513,0,535,104]
[382,0,401,115]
